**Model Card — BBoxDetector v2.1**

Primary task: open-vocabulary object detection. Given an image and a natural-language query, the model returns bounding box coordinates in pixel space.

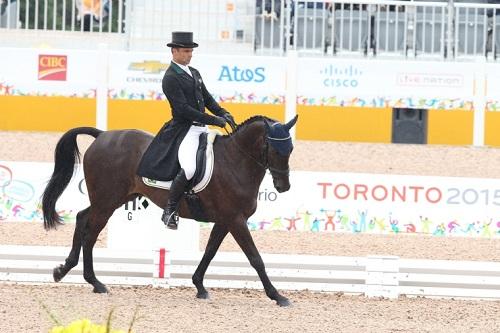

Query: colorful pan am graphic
[0,165,13,188]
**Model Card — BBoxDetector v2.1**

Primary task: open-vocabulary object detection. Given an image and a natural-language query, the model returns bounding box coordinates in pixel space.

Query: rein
[223,126,290,176]
[228,130,268,170]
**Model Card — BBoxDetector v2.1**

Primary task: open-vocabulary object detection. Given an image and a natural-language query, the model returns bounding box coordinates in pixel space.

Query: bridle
[266,136,291,177]
[225,127,290,177]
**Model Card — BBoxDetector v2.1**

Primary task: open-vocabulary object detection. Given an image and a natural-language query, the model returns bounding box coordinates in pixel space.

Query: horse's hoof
[53,265,65,282]
[92,284,109,294]
[276,296,291,307]
[196,291,210,300]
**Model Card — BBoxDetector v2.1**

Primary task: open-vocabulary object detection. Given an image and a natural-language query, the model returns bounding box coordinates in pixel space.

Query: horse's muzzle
[273,178,290,193]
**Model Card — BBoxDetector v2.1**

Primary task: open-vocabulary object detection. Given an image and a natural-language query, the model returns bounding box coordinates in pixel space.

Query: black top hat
[167,31,199,48]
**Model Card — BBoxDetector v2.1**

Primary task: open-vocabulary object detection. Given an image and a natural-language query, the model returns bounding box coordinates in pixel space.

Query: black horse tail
[42,127,103,230]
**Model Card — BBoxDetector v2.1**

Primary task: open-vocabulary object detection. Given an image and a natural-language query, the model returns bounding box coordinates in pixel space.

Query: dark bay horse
[42,115,298,306]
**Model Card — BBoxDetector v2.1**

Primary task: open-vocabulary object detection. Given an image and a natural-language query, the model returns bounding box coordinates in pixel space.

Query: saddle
[142,129,220,193]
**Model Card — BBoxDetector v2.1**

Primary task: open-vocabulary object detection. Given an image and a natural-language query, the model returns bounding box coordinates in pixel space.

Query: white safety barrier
[1,245,500,300]
[398,258,500,300]
[365,255,399,299]
[0,245,164,287]
[165,251,367,294]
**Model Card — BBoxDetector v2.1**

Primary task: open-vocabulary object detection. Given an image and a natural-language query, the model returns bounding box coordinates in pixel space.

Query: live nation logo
[38,54,67,81]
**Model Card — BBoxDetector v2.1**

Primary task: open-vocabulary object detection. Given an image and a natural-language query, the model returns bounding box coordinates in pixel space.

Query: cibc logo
[218,65,265,82]
[38,55,67,81]
[320,64,362,88]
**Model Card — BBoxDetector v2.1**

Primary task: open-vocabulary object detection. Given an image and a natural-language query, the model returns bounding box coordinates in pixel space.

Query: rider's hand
[222,112,237,130]
[212,116,227,128]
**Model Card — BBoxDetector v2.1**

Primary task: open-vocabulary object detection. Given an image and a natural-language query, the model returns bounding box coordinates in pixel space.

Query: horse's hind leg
[53,207,89,282]
[82,207,114,293]
[192,223,228,299]
[229,221,291,307]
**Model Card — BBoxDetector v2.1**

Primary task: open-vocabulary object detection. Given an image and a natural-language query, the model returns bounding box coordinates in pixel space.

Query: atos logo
[218,65,265,83]
[320,64,363,88]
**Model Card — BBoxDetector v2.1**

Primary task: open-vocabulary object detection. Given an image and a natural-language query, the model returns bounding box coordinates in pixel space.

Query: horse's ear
[264,119,272,133]
[284,115,298,131]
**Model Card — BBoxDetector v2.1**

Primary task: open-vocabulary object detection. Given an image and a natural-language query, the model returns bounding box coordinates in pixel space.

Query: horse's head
[264,115,298,193]
[226,115,298,193]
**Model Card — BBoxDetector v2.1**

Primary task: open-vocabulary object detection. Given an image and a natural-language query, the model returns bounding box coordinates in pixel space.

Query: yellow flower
[49,318,128,333]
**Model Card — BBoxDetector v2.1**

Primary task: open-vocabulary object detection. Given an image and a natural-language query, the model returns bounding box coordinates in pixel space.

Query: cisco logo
[320,64,363,88]
[218,65,266,83]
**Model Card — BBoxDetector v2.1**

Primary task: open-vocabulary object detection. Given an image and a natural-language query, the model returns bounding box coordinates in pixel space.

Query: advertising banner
[107,50,168,100]
[297,58,476,110]
[0,46,484,110]
[107,51,286,104]
[0,161,199,252]
[0,47,98,97]
[0,161,88,223]
[1,161,498,238]
[249,171,500,238]
[192,55,286,104]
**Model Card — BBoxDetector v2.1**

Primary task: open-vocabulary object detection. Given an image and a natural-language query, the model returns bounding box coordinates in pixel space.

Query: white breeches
[178,125,208,180]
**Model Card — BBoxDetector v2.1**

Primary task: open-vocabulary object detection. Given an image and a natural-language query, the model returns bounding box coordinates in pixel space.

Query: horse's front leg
[229,221,291,307]
[192,223,228,299]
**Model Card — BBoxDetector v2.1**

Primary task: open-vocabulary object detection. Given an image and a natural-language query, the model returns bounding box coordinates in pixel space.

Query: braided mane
[225,115,276,137]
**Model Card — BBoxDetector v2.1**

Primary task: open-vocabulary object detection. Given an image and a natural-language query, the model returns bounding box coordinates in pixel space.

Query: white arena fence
[1,245,499,300]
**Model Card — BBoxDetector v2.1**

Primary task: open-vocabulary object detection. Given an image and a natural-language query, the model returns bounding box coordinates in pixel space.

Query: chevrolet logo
[128,60,169,74]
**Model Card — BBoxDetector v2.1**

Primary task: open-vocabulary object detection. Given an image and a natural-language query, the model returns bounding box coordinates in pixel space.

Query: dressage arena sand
[1,131,500,332]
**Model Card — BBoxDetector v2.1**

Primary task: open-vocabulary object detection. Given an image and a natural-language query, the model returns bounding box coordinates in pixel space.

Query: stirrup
[163,212,179,230]
[167,218,178,230]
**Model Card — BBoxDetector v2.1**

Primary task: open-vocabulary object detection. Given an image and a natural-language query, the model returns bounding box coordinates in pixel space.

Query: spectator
[76,0,109,31]
[256,0,281,20]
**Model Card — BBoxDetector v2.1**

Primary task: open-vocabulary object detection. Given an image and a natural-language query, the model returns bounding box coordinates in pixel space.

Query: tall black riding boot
[161,169,189,230]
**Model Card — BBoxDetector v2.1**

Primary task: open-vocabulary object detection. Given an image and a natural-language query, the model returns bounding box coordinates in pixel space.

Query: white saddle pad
[142,129,220,193]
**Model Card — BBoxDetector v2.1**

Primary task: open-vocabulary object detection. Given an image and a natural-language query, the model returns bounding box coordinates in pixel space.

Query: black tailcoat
[137,62,226,181]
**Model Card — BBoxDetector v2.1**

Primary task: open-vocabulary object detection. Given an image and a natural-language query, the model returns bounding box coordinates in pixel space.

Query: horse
[42,115,298,307]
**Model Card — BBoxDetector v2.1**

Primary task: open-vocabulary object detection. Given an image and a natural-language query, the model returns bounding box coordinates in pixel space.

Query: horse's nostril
[276,184,288,193]
[273,179,290,193]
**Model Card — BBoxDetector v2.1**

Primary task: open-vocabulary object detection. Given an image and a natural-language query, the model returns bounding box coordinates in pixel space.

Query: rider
[137,31,236,230]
